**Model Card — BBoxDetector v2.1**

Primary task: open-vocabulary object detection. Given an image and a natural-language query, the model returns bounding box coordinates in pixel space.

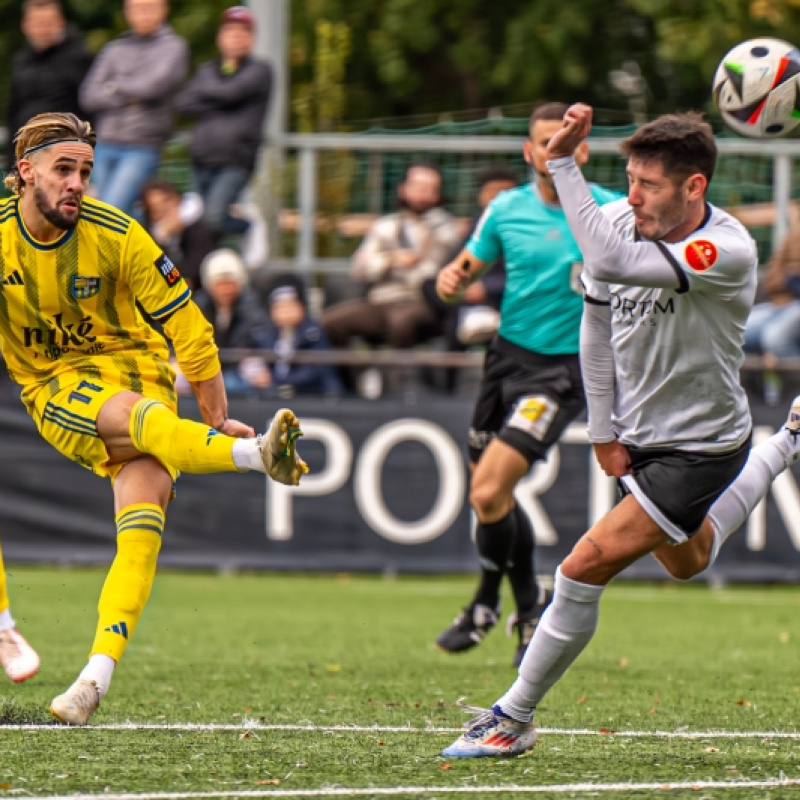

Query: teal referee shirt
[467,182,621,354]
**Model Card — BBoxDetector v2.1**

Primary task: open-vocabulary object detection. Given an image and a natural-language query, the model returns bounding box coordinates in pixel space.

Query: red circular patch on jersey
[685,239,718,272]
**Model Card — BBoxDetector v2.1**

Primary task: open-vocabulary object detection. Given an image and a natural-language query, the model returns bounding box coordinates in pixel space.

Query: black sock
[473,509,518,610]
[507,504,539,617]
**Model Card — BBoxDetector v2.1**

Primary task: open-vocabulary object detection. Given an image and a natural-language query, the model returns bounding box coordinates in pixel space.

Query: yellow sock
[0,539,9,616]
[130,399,239,474]
[91,504,164,661]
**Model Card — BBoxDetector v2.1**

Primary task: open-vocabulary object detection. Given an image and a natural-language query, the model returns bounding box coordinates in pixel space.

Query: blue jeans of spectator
[193,166,251,240]
[743,300,800,357]
[92,142,160,217]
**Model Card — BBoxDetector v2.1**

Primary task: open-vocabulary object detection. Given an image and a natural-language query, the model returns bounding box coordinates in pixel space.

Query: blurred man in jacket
[6,0,93,170]
[176,6,272,244]
[79,0,188,216]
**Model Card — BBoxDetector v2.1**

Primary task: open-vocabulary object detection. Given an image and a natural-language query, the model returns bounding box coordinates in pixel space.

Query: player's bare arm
[436,248,487,302]
[190,371,255,438]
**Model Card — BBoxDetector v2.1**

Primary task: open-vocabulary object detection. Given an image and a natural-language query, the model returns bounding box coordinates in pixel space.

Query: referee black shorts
[468,335,585,465]
[619,434,752,543]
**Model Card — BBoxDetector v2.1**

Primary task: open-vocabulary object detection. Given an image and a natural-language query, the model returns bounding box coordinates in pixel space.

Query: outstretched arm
[544,104,679,289]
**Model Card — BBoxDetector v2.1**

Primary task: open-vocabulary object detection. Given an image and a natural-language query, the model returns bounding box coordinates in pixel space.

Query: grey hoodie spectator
[176,6,272,243]
[79,0,188,216]
[6,0,93,170]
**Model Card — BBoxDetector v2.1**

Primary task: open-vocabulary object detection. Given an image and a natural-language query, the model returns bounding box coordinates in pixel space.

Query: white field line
[11,778,800,798]
[3,722,800,739]
[344,583,800,606]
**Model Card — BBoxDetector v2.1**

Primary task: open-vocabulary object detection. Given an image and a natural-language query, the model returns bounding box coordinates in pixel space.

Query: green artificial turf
[2,568,800,798]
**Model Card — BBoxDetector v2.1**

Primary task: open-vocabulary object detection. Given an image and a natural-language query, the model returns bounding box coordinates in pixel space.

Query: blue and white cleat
[441,699,537,758]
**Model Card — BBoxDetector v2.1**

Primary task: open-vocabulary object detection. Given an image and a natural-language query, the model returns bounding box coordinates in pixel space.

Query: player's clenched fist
[436,260,472,303]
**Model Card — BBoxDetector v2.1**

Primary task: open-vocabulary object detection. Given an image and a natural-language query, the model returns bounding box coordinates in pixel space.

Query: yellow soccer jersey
[0,195,218,415]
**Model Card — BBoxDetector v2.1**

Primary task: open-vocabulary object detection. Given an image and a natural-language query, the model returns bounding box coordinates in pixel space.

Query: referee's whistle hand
[436,261,471,303]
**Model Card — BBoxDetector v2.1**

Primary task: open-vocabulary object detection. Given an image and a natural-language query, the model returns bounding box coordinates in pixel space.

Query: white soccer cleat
[259,408,309,486]
[49,677,101,725]
[441,700,537,758]
[0,627,40,683]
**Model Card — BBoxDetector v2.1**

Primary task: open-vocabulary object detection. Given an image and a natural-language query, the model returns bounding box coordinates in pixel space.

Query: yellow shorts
[31,376,180,484]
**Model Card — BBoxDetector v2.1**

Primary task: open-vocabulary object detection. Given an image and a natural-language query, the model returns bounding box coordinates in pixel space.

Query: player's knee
[561,543,618,586]
[560,550,600,583]
[661,557,703,582]
[469,481,510,520]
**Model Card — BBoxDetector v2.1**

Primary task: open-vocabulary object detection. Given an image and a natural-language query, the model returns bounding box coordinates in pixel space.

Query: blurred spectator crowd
[4,0,800,401]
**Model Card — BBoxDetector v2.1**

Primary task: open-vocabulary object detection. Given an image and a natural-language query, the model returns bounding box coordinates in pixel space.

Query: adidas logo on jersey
[0,270,24,286]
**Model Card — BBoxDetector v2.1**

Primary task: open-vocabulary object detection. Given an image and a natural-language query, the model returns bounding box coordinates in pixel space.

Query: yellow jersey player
[0,112,308,724]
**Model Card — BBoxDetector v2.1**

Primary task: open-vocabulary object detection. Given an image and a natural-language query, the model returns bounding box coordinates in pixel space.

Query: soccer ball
[712,37,800,138]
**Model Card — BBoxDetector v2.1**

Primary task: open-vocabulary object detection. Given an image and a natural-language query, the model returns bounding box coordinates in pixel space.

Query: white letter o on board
[353,419,465,545]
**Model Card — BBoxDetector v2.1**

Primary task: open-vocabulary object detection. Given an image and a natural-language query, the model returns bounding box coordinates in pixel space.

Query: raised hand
[545,103,593,160]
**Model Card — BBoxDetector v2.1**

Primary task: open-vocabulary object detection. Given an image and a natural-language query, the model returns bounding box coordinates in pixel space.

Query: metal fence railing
[4,125,800,279]
[273,133,800,279]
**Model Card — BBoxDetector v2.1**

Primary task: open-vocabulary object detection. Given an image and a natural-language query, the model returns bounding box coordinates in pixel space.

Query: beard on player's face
[637,196,686,241]
[33,186,81,230]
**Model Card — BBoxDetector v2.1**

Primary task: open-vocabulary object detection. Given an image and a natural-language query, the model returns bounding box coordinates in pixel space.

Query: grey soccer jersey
[547,157,758,452]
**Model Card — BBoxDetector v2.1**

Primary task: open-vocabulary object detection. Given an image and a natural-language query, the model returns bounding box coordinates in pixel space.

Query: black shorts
[468,335,585,464]
[619,433,752,542]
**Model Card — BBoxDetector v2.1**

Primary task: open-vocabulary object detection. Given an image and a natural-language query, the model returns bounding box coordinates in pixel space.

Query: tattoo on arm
[586,535,603,556]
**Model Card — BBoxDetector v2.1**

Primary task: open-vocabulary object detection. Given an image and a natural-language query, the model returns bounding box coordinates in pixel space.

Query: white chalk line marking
[3,722,800,738]
[10,777,800,799]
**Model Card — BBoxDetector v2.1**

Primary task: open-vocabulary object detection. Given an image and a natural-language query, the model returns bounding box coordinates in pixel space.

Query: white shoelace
[455,697,500,736]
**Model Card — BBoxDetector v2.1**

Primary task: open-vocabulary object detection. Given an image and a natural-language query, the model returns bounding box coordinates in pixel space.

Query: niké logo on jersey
[71,275,101,299]
[23,313,96,348]
[23,313,103,360]
[155,253,182,287]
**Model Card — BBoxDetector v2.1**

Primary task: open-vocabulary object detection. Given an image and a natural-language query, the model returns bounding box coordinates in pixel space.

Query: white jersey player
[583,199,755,453]
[441,104,800,759]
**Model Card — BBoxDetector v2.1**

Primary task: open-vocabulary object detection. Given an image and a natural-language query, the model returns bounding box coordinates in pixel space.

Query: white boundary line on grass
[4,723,800,739]
[13,778,800,798]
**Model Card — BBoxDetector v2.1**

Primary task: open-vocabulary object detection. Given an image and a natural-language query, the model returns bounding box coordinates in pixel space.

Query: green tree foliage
[289,0,664,126]
[289,0,800,128]
[628,0,800,112]
[6,0,800,132]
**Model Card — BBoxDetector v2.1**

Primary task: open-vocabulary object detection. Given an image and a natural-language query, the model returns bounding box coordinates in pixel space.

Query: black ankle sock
[507,504,539,617]
[473,509,518,610]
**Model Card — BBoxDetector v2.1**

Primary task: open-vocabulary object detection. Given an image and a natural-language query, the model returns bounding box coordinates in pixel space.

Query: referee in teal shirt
[434,102,620,667]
